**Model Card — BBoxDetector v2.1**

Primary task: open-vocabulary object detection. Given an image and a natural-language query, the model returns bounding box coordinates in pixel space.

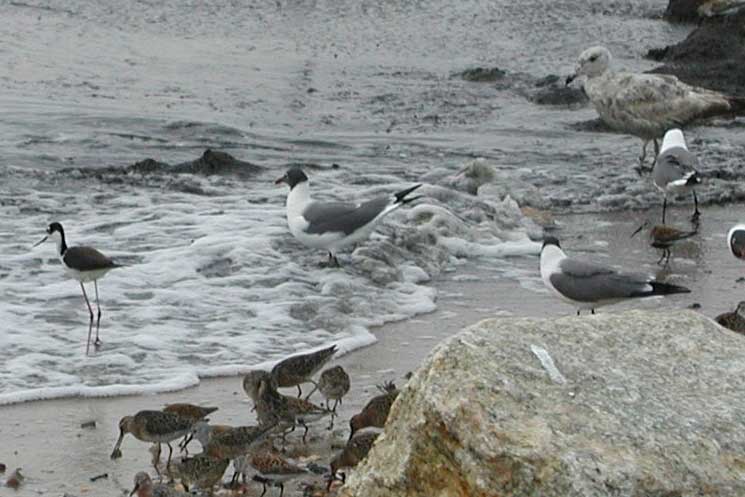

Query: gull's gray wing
[654,146,699,187]
[550,258,651,303]
[302,196,389,235]
[63,246,117,272]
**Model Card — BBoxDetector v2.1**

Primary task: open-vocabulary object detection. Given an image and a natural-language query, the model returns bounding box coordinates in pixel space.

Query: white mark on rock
[530,345,566,385]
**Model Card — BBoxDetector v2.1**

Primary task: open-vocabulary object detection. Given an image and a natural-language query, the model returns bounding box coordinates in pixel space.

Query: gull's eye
[588,55,599,62]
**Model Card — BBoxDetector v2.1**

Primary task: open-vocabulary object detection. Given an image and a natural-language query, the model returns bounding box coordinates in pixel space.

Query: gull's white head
[728,224,745,260]
[660,128,687,154]
[566,46,611,85]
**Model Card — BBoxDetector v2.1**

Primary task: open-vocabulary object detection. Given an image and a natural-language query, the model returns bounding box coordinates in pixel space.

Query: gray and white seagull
[275,167,422,267]
[653,128,702,224]
[566,46,745,166]
[540,236,690,315]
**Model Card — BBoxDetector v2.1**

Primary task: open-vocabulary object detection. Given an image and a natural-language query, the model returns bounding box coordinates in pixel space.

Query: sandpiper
[129,471,190,497]
[171,453,229,493]
[111,410,193,476]
[328,430,380,489]
[163,403,218,454]
[631,221,698,265]
[204,424,276,461]
[716,302,745,333]
[33,222,122,352]
[728,225,745,260]
[255,375,331,447]
[271,344,337,398]
[317,366,350,429]
[249,445,308,497]
[349,382,399,441]
[540,236,690,315]
[276,167,423,266]
[184,420,232,452]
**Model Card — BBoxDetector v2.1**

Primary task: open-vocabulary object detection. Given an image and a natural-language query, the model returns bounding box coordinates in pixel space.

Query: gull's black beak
[565,74,576,86]
[631,224,645,238]
[32,235,48,248]
[129,483,139,497]
[275,175,287,185]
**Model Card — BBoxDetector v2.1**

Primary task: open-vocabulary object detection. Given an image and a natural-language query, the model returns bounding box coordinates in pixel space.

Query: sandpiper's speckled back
[250,449,307,480]
[163,403,218,423]
[131,471,190,497]
[128,410,194,441]
[349,388,399,437]
[172,454,229,492]
[270,344,337,387]
[205,424,274,460]
[318,365,351,401]
[331,430,380,474]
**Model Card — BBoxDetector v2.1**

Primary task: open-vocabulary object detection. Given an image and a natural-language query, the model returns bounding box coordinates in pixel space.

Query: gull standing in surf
[566,46,745,167]
[33,222,122,352]
[728,225,745,260]
[654,129,702,223]
[275,167,423,267]
[540,237,690,315]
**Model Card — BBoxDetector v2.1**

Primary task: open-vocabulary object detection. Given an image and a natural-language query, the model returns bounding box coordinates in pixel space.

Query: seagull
[654,129,702,223]
[33,222,121,351]
[566,46,745,167]
[540,236,690,315]
[275,167,423,266]
[728,224,745,260]
[631,220,698,265]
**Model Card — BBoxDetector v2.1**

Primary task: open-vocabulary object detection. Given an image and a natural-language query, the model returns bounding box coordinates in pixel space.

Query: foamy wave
[0,157,537,405]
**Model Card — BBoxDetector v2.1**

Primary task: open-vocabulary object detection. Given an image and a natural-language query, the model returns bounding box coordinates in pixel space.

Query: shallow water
[1,0,743,403]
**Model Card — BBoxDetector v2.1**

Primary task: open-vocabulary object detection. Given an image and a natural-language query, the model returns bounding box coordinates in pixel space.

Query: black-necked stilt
[275,167,422,267]
[540,236,690,315]
[33,222,121,351]
[653,129,702,224]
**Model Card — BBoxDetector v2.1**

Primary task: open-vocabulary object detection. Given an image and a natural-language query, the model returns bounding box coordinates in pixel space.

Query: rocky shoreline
[341,310,745,496]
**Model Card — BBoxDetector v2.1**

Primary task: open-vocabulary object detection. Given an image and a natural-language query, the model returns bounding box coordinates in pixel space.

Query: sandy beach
[2,204,742,496]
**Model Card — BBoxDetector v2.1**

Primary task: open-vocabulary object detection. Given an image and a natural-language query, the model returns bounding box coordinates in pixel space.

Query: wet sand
[2,204,743,497]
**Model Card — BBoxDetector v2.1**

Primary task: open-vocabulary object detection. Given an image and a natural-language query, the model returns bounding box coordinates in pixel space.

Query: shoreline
[2,205,742,496]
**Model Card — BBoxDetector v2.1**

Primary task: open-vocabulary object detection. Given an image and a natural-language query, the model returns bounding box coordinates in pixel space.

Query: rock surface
[650,5,745,96]
[340,310,745,497]
[664,0,706,21]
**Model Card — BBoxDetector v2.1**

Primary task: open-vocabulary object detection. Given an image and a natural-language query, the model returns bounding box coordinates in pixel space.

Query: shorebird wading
[275,167,422,267]
[33,222,122,351]
[540,236,690,315]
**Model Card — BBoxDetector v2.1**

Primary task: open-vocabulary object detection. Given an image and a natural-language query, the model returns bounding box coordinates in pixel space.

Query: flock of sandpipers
[25,44,745,494]
[110,344,399,496]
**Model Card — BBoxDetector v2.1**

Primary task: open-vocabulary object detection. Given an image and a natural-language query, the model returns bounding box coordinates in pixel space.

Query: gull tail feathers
[685,171,702,186]
[727,96,745,116]
[393,184,423,205]
[637,281,691,297]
